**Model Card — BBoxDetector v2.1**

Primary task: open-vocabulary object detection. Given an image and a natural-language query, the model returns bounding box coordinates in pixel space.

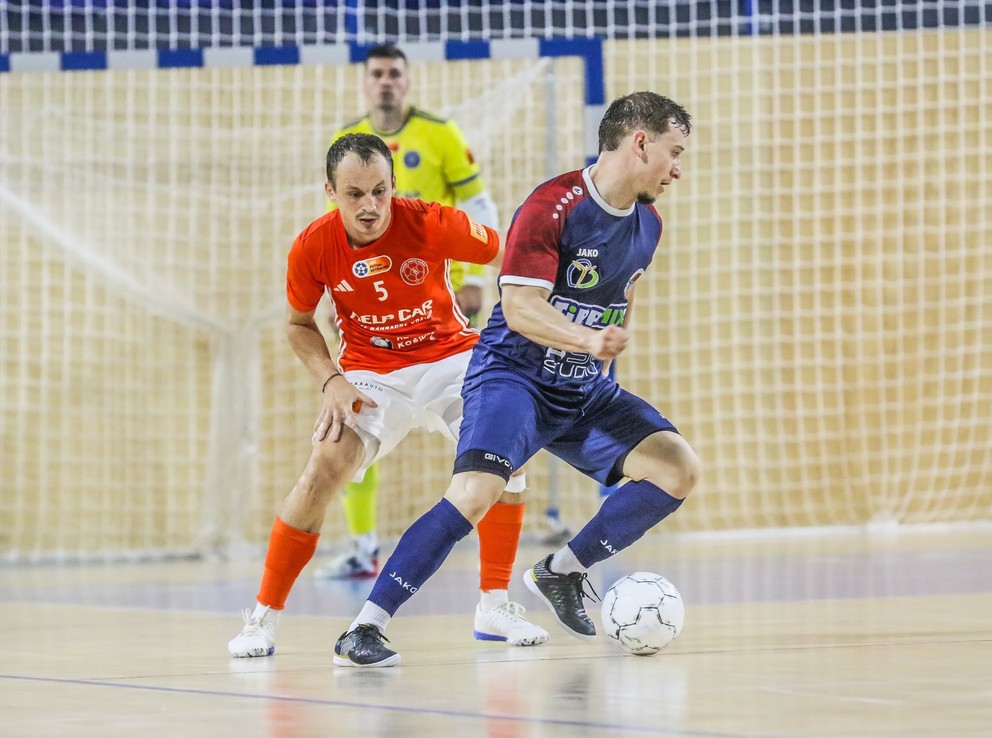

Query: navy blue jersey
[470,167,662,388]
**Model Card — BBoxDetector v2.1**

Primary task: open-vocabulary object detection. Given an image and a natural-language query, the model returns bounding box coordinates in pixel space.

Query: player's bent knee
[626,432,701,499]
[445,472,507,524]
[673,449,701,499]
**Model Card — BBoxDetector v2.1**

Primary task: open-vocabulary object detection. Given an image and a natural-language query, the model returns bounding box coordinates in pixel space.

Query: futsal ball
[600,572,684,656]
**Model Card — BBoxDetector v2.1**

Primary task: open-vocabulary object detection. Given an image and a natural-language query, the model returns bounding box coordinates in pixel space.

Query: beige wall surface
[1,31,989,558]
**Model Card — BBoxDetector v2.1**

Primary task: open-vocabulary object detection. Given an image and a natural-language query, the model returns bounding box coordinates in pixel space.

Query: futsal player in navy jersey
[335,91,700,667]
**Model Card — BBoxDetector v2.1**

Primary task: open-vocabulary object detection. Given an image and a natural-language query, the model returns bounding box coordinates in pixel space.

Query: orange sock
[477,502,525,592]
[256,517,320,610]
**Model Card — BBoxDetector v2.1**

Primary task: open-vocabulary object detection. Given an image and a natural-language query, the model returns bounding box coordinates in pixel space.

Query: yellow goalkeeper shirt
[331,106,487,291]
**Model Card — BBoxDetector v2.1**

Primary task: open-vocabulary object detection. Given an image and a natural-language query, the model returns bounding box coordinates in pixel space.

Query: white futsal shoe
[473,601,549,646]
[228,606,278,658]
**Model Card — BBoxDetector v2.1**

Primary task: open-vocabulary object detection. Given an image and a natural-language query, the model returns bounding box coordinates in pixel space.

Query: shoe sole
[473,629,549,646]
[522,568,597,641]
[228,646,274,658]
[332,653,401,668]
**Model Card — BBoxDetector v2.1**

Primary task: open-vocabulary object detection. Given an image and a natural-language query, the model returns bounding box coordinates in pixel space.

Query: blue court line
[0,672,782,738]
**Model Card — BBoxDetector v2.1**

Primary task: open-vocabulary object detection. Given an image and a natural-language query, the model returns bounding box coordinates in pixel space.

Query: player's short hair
[364,44,408,67]
[326,133,394,186]
[598,91,692,152]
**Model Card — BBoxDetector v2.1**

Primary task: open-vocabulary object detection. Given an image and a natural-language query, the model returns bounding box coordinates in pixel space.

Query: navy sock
[567,480,683,568]
[368,498,473,615]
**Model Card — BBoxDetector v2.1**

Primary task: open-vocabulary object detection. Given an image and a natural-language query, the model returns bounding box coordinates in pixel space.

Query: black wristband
[321,373,340,393]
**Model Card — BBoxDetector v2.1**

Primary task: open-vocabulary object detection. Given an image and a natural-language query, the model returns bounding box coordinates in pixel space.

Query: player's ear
[632,130,650,157]
[325,181,337,202]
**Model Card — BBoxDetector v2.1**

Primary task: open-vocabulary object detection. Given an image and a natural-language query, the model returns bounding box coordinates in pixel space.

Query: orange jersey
[287,197,499,373]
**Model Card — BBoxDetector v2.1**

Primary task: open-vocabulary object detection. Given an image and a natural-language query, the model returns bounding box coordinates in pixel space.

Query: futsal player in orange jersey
[227,133,547,658]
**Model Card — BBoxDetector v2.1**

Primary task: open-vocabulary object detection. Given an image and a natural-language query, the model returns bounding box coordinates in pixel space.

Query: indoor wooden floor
[2,525,990,738]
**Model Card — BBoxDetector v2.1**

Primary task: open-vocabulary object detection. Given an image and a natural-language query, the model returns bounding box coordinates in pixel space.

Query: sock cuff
[479,500,525,527]
[272,516,320,546]
[625,480,683,515]
[437,497,475,537]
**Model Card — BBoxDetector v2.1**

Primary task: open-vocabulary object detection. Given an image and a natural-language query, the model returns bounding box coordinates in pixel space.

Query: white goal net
[1,1,990,561]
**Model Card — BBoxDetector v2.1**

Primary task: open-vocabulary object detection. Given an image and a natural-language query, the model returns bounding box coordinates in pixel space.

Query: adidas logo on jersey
[333,280,355,292]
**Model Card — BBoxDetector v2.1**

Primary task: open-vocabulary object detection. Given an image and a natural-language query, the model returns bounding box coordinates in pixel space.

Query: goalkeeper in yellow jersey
[316,47,532,644]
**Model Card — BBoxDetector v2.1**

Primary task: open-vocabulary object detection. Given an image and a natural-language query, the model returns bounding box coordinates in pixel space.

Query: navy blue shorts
[453,369,678,486]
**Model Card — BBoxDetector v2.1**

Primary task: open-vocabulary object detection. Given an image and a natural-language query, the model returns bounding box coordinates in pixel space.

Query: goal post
[0,37,597,561]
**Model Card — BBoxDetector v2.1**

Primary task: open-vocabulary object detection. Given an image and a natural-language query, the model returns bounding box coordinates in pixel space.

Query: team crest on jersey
[403,150,421,168]
[567,259,600,289]
[352,256,392,278]
[400,258,429,285]
[623,269,645,297]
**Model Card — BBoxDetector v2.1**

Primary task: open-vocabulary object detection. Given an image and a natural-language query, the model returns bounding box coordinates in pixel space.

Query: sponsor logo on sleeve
[469,219,489,243]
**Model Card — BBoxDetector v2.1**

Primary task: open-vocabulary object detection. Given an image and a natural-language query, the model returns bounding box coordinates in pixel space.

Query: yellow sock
[342,462,378,536]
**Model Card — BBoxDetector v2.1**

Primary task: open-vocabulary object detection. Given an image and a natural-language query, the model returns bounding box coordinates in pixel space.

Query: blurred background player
[316,43,517,581]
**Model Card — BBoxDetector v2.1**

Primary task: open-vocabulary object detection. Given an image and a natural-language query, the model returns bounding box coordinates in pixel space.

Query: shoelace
[355,623,391,644]
[570,572,601,607]
[238,609,272,635]
[493,601,528,619]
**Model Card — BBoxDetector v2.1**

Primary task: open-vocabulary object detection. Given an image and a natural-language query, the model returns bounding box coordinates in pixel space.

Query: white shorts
[344,350,471,482]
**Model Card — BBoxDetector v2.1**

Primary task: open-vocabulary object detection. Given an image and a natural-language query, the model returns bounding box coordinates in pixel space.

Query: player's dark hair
[364,44,408,66]
[326,133,394,186]
[598,91,692,152]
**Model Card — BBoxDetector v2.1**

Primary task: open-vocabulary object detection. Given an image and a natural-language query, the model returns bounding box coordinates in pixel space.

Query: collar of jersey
[582,166,635,218]
[369,106,416,137]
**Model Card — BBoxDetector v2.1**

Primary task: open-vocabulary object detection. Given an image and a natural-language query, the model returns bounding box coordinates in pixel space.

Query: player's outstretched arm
[501,284,628,361]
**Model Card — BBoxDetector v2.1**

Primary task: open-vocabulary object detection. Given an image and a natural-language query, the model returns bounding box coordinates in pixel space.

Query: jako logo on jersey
[550,295,626,328]
[352,256,392,278]
[400,258,429,286]
[403,150,421,168]
[567,259,600,289]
